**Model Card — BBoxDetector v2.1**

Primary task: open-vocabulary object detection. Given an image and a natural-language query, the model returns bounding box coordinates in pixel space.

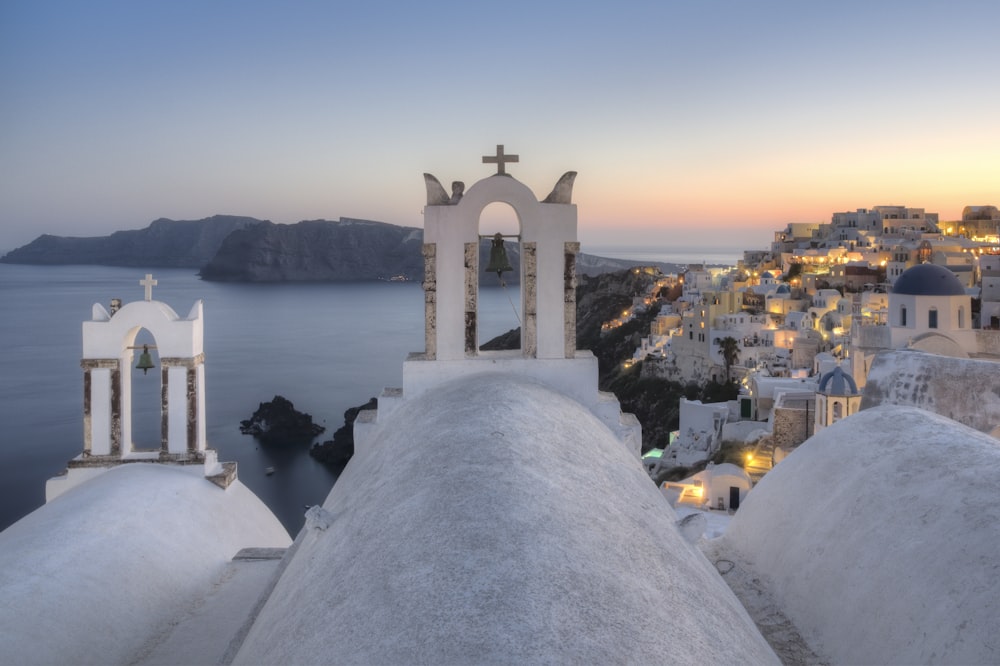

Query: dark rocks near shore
[310,398,377,468]
[240,395,325,445]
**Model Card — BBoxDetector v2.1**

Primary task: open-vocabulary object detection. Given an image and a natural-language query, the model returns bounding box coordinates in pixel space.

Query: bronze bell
[485,232,513,278]
[136,345,155,375]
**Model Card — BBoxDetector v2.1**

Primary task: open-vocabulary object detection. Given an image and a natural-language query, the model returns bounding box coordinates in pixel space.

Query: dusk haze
[2,0,998,252]
[3,2,1000,665]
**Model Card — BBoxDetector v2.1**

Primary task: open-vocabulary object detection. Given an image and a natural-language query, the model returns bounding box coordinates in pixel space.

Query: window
[832,401,843,421]
[958,306,965,329]
[900,305,907,327]
[928,308,938,329]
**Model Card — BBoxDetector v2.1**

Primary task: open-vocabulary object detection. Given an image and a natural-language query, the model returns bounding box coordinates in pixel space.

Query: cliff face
[3,212,682,282]
[0,215,259,267]
[199,218,426,282]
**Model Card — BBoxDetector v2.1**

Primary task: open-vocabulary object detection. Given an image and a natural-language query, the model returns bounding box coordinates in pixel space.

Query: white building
[661,462,753,511]
[850,262,989,385]
[814,366,861,432]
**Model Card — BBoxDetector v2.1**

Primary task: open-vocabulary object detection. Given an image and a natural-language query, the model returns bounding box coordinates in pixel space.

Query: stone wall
[974,329,1000,357]
[855,325,891,349]
[772,403,813,450]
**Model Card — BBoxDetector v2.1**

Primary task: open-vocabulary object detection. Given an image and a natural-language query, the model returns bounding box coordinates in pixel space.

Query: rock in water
[310,397,377,467]
[240,395,325,445]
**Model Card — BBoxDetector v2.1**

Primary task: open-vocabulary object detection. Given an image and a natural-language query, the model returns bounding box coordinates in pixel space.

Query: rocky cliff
[199,219,680,283]
[199,218,426,282]
[3,213,684,281]
[0,215,259,267]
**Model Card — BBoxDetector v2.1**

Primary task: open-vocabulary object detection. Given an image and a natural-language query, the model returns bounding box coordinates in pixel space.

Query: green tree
[718,336,740,383]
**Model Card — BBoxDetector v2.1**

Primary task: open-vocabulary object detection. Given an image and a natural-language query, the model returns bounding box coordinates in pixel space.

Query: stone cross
[140,273,158,301]
[482,144,519,175]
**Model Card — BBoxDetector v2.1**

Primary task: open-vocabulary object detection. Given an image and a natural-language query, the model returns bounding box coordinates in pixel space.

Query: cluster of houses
[638,204,1000,509]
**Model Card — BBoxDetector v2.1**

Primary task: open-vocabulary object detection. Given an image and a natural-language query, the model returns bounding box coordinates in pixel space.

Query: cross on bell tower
[482,144,519,175]
[140,274,158,301]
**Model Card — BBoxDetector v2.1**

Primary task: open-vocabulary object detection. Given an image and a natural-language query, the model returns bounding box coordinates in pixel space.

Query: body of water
[588,245,745,267]
[0,265,524,534]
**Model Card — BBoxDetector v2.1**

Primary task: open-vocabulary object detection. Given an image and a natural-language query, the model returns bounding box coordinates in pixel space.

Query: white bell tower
[355,147,642,456]
[48,274,233,501]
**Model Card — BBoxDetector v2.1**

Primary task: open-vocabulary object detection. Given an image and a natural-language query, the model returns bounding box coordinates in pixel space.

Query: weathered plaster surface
[861,349,1000,433]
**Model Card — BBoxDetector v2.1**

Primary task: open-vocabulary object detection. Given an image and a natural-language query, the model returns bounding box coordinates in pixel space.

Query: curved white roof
[716,405,1000,665]
[235,373,777,664]
[0,464,290,665]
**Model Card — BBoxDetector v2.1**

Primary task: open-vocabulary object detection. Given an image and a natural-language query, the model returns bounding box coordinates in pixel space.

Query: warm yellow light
[745,453,754,462]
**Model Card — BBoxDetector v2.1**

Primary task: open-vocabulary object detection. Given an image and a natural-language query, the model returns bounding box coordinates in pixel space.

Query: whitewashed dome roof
[234,373,777,665]
[716,405,1000,665]
[0,465,290,665]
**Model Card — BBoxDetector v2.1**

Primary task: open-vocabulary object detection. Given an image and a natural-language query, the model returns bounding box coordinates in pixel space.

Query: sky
[2,0,998,253]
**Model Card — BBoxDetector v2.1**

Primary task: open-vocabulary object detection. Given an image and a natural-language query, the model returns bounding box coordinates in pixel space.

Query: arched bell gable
[81,294,206,460]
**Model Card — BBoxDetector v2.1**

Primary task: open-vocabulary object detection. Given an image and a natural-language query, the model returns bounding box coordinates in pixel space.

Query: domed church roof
[232,373,777,665]
[818,366,858,395]
[893,263,965,296]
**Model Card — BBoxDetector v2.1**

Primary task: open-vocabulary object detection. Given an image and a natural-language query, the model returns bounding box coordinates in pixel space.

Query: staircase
[744,440,775,484]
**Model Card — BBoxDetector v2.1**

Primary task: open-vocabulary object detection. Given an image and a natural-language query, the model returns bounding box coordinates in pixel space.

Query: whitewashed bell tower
[48,274,232,500]
[421,145,580,360]
[355,147,642,455]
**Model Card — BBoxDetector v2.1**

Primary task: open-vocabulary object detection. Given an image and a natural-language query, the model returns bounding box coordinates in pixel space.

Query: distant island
[0,215,690,281]
[0,215,258,268]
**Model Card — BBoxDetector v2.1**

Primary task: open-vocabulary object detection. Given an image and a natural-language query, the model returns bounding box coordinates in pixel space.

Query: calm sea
[588,245,744,266]
[0,264,524,534]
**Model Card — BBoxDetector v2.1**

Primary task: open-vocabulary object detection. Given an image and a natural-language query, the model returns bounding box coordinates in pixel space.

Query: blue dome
[818,367,858,395]
[775,284,791,295]
[893,263,965,296]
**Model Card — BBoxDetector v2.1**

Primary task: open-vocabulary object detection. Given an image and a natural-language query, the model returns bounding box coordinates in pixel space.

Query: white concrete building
[661,462,753,511]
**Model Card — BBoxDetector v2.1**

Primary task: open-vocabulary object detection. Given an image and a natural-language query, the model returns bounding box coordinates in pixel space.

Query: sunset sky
[2,0,998,253]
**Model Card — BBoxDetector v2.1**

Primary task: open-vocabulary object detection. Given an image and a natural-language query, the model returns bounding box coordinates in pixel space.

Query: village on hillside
[606,205,1000,510]
[4,143,1000,664]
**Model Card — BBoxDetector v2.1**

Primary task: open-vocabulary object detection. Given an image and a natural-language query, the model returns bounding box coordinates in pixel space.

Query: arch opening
[477,202,522,351]
[128,327,162,453]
